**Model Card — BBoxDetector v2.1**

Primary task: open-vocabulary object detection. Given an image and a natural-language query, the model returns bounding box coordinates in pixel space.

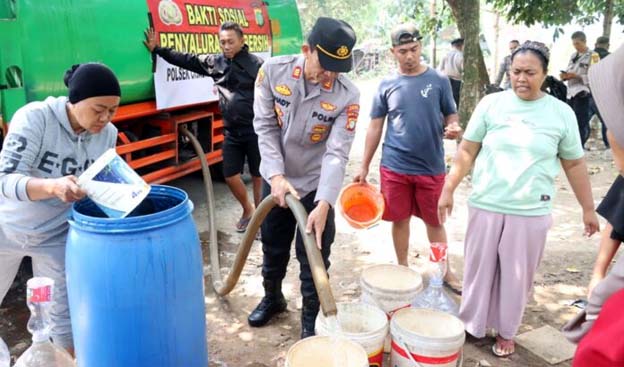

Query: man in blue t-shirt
[354,23,462,289]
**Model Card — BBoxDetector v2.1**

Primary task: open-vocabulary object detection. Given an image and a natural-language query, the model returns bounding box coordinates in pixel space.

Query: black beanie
[63,63,121,103]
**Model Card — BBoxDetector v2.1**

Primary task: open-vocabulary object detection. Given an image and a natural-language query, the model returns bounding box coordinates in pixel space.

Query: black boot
[300,297,320,339]
[248,280,288,327]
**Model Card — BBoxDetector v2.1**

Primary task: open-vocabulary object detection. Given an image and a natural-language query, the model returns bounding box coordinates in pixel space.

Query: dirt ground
[1,78,620,367]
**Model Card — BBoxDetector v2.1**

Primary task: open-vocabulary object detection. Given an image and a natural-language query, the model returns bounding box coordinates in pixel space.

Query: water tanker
[0,0,303,182]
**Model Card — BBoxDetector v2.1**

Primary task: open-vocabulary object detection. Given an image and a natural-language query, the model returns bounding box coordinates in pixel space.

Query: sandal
[492,336,515,357]
[235,216,252,233]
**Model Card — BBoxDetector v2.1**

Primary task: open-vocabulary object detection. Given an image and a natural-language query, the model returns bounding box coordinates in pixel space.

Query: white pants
[0,226,73,349]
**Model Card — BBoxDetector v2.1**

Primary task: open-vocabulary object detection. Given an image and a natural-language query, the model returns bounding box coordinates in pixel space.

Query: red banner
[146,0,272,55]
[146,0,272,109]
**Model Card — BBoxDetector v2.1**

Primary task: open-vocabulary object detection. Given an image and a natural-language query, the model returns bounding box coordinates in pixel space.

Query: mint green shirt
[463,91,583,216]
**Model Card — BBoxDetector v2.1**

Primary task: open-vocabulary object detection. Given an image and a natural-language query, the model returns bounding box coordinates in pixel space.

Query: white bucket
[78,148,150,218]
[390,308,465,367]
[316,302,388,367]
[285,335,369,367]
[360,264,424,352]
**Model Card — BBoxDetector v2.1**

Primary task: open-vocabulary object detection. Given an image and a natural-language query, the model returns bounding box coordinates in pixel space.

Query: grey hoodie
[0,96,117,244]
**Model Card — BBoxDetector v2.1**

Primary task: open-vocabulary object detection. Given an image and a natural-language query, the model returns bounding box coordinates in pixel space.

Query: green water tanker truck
[0,0,303,183]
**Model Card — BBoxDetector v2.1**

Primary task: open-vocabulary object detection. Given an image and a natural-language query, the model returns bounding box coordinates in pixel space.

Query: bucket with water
[285,335,369,367]
[316,302,388,367]
[360,264,423,352]
[390,308,465,367]
[338,183,385,229]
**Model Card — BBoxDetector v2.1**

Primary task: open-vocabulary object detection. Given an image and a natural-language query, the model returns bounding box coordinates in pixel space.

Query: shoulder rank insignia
[292,66,302,79]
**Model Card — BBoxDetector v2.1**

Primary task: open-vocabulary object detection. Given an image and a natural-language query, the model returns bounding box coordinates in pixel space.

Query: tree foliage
[296,0,455,45]
[487,0,624,29]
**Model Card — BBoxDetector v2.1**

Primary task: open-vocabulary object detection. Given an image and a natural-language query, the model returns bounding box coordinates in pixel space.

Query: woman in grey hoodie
[0,63,121,353]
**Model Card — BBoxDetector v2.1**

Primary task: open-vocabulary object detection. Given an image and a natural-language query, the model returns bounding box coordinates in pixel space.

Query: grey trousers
[0,226,73,349]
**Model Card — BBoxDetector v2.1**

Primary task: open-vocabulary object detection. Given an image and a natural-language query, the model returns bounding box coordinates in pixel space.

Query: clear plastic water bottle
[14,277,75,367]
[0,336,9,367]
[411,242,459,316]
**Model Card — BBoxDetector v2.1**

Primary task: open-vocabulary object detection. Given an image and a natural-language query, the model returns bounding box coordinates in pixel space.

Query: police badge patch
[275,84,292,96]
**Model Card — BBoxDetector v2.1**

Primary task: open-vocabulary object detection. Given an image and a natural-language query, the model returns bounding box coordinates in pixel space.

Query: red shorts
[380,166,445,226]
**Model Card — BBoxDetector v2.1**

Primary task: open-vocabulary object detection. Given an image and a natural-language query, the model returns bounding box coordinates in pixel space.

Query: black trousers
[260,183,335,299]
[589,95,609,148]
[569,92,591,148]
[450,78,462,109]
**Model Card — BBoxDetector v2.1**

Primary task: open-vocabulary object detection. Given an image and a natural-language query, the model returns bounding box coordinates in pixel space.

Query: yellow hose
[179,125,338,317]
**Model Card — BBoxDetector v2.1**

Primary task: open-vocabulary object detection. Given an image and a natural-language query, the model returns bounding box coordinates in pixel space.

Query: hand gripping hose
[178,125,338,317]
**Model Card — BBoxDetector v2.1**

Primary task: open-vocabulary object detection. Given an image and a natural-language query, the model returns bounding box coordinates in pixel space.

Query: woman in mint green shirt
[438,41,600,357]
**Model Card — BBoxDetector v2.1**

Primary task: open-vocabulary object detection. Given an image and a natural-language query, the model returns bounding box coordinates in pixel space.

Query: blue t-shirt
[370,68,456,175]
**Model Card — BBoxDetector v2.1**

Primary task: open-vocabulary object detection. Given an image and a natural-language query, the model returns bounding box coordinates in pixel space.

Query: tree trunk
[446,0,484,128]
[603,0,614,38]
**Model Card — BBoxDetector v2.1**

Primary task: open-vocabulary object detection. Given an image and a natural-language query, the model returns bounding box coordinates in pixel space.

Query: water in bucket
[338,183,385,228]
[316,303,388,367]
[78,148,150,218]
[285,336,368,367]
[411,243,459,316]
[323,315,348,366]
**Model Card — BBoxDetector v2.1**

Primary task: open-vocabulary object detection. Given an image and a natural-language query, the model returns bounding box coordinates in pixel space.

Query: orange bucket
[338,183,385,229]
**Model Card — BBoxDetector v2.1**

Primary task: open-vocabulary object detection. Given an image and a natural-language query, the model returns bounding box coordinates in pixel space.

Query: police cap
[307,17,357,73]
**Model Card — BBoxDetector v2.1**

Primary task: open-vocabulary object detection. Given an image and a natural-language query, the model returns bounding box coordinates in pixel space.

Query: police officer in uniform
[561,31,600,149]
[249,17,359,339]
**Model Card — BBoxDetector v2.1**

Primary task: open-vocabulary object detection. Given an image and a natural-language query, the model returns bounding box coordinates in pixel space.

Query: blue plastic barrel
[66,185,208,367]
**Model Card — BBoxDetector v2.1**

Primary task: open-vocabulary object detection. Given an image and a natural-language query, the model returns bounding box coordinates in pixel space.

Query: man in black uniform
[144,22,263,232]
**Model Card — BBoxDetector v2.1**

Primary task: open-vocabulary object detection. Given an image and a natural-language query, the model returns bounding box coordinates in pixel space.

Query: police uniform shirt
[565,49,600,98]
[253,55,360,206]
[438,48,463,81]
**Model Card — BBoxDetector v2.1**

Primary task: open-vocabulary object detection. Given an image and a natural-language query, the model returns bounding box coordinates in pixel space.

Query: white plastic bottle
[13,277,75,367]
[0,336,9,367]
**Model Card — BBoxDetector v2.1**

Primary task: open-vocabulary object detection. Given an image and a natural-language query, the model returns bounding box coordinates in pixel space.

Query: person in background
[494,39,520,90]
[562,44,624,366]
[144,22,263,233]
[249,17,360,339]
[353,23,463,292]
[561,31,600,149]
[0,63,121,354]
[588,36,610,149]
[438,38,464,108]
[439,41,599,357]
